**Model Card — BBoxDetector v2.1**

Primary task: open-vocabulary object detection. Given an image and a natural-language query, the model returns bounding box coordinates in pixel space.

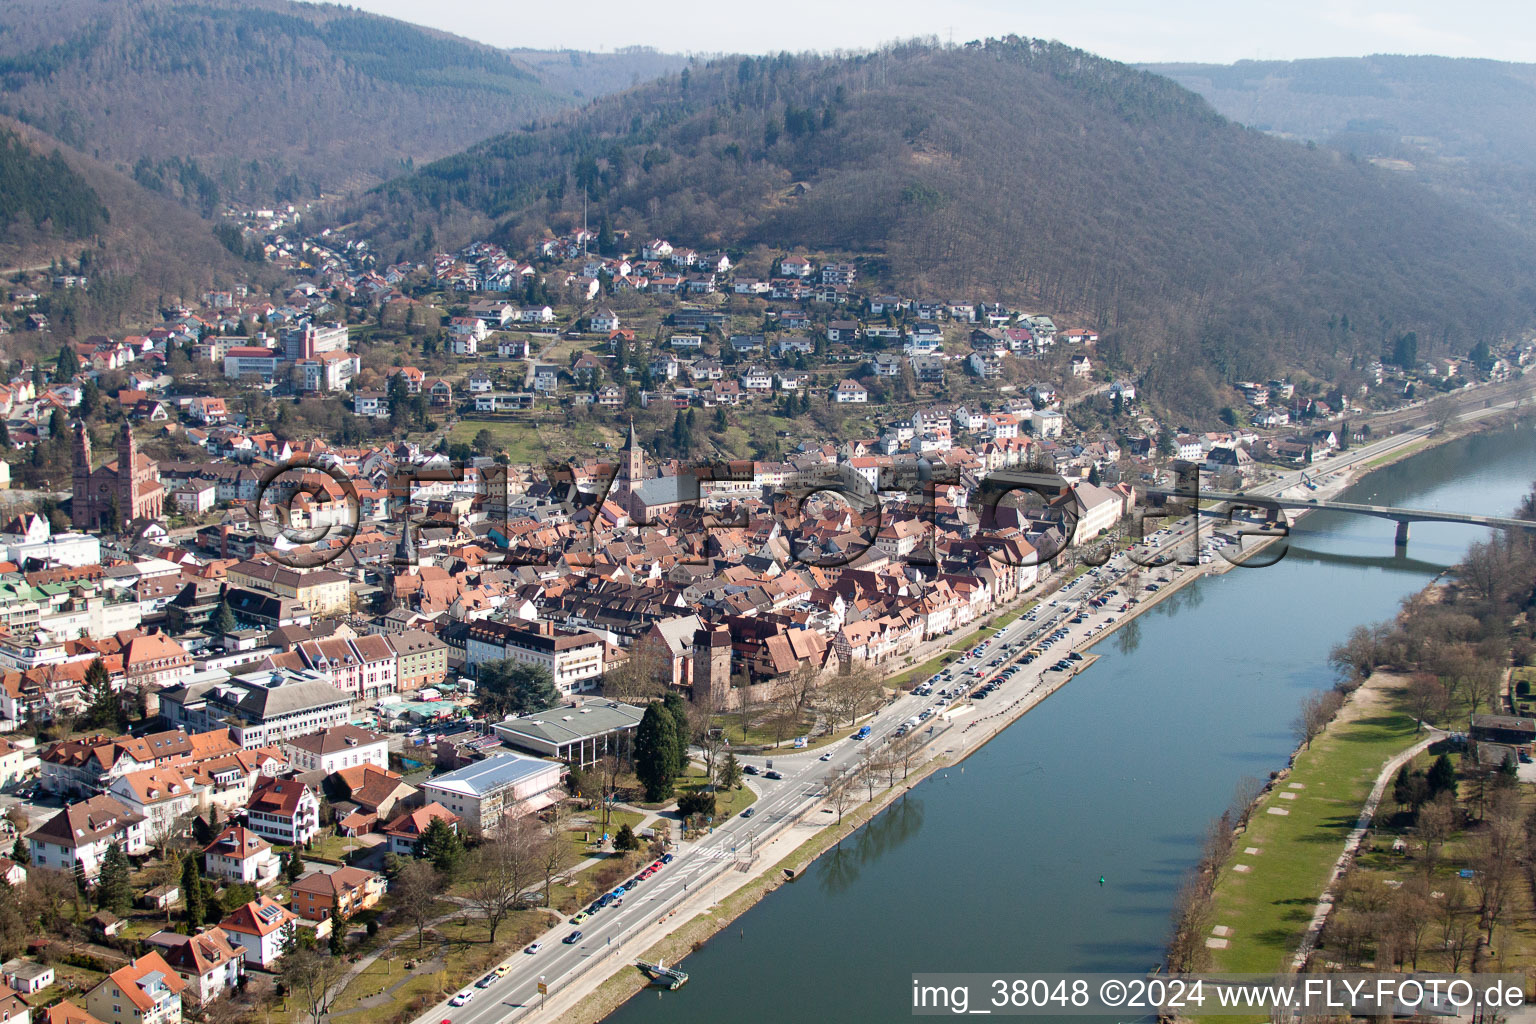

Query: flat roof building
[491,701,644,768]
[418,751,562,832]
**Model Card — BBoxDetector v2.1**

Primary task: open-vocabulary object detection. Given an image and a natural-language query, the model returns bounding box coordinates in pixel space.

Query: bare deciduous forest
[357,38,1536,415]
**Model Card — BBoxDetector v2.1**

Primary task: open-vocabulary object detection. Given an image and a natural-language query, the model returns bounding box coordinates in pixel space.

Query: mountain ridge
[351,38,1536,411]
[0,0,685,205]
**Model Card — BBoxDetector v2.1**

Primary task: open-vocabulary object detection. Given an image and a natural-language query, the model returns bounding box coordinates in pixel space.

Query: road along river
[603,421,1536,1024]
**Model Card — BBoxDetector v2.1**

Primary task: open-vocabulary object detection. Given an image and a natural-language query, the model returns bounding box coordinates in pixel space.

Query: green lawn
[305,831,366,863]
[674,764,758,819]
[447,417,622,464]
[1206,690,1420,973]
[1361,436,1433,470]
[712,712,815,747]
[560,808,644,858]
[889,648,965,689]
[326,911,548,1024]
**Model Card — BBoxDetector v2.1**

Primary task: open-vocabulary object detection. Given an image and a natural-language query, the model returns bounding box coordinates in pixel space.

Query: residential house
[382,802,458,856]
[832,380,867,404]
[202,825,281,888]
[85,953,185,1024]
[145,929,243,1005]
[288,866,385,923]
[27,794,147,879]
[244,777,320,845]
[218,898,296,968]
[283,725,387,775]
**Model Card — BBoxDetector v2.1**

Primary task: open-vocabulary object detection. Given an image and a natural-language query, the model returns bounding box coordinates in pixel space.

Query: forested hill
[1145,55,1536,232]
[0,115,253,334]
[0,0,681,206]
[354,38,1536,407]
[0,127,108,243]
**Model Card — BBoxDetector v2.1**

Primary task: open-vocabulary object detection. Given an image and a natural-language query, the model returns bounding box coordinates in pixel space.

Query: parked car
[450,991,474,1007]
[563,931,582,944]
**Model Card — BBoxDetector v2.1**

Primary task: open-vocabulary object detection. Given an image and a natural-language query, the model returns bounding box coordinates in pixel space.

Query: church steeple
[116,422,139,532]
[620,416,644,484]
[71,421,92,530]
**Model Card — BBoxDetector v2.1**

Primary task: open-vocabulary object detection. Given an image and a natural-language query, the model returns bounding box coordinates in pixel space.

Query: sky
[340,0,1535,64]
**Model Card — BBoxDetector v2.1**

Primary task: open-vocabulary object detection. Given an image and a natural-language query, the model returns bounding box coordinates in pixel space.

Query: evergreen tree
[418,817,464,875]
[192,814,214,846]
[181,854,204,931]
[1426,753,1456,798]
[716,751,743,790]
[472,660,559,719]
[83,657,115,728]
[661,691,691,777]
[211,598,237,636]
[95,842,132,914]
[285,847,304,882]
[55,346,79,379]
[614,822,639,851]
[634,702,679,802]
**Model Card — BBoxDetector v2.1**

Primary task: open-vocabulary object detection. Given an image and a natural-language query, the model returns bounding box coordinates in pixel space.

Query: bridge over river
[1148,487,1536,547]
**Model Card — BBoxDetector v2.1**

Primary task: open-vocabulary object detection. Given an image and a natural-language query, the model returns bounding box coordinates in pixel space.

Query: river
[604,422,1536,1024]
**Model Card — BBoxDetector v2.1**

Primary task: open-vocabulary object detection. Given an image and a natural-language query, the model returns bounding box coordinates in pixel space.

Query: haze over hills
[1145,55,1536,231]
[0,0,683,206]
[354,38,1536,411]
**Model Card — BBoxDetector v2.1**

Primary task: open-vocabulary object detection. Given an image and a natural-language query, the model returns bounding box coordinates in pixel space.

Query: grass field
[1361,436,1434,470]
[1206,679,1420,973]
[673,764,759,819]
[327,911,549,1024]
[448,417,621,463]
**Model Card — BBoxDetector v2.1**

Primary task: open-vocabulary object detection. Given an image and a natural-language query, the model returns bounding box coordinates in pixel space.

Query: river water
[605,422,1536,1024]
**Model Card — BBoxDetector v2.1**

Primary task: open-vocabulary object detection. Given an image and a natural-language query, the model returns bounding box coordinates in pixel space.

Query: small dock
[635,959,689,990]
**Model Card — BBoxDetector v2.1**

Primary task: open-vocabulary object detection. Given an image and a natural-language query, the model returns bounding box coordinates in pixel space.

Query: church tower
[116,423,140,531]
[618,417,644,486]
[71,422,93,530]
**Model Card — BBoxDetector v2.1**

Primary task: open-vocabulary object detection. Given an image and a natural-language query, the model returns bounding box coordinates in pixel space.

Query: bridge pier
[1394,520,1410,548]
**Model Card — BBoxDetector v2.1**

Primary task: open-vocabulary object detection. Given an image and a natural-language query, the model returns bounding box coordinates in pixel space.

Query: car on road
[564,931,582,944]
[819,752,833,761]
[741,807,756,818]
[476,974,497,989]
[765,770,783,780]
[524,942,542,954]
[450,991,475,1007]
[743,764,760,775]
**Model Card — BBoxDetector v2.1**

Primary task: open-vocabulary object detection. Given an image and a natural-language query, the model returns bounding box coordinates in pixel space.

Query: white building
[202,825,282,888]
[464,620,604,696]
[219,898,296,968]
[283,725,388,774]
[418,752,563,832]
[27,794,148,880]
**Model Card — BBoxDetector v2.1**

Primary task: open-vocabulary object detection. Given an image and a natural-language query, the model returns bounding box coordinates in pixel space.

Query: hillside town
[0,210,1529,1024]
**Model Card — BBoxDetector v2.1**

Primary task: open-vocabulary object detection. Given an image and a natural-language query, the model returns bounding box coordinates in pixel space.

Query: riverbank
[1200,670,1423,974]
[555,404,1533,1024]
